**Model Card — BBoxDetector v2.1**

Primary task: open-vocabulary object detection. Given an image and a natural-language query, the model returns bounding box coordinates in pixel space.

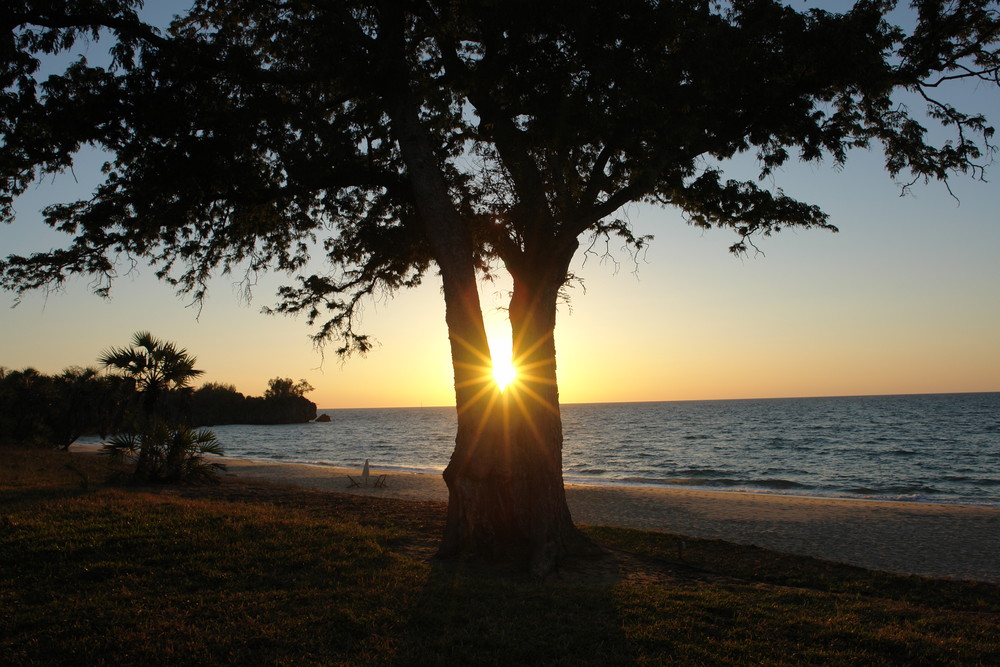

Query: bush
[103,424,226,484]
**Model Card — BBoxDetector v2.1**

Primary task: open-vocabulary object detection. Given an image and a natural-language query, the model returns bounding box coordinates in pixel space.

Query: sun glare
[492,357,518,392]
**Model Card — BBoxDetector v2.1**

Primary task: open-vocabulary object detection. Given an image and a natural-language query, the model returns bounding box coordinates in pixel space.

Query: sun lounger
[347,459,386,488]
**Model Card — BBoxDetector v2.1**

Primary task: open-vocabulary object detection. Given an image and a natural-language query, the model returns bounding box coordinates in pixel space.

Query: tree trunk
[439,255,597,577]
[382,43,593,574]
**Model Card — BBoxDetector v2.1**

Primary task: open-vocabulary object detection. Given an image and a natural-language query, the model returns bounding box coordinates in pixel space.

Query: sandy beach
[217,457,1000,583]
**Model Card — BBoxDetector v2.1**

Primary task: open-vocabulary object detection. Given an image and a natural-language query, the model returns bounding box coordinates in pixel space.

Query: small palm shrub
[103,424,226,484]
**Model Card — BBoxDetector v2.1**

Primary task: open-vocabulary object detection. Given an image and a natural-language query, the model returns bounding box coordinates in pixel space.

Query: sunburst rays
[450,326,561,466]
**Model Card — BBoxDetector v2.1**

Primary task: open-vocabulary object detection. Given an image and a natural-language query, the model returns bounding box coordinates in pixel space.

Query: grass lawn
[2,448,998,665]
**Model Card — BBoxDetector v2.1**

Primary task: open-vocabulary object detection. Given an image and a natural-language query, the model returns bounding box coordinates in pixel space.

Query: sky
[2,5,999,409]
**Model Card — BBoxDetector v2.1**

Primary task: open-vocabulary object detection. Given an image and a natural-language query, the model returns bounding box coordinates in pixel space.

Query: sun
[492,356,518,392]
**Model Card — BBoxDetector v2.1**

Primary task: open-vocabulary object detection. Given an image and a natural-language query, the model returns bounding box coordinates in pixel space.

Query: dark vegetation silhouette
[0,368,319,447]
[0,365,129,449]
[191,378,318,425]
[2,1,998,574]
[1,333,317,462]
[99,330,204,422]
[97,330,225,481]
[0,369,318,449]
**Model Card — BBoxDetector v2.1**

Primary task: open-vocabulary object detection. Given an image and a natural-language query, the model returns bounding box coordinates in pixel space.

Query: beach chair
[347,459,386,488]
[346,459,367,487]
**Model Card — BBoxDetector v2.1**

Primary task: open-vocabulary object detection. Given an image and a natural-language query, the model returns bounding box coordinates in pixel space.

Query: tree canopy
[264,377,315,401]
[99,330,203,397]
[3,1,996,350]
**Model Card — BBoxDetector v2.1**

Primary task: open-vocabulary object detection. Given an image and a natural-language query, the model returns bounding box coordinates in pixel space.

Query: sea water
[203,393,999,506]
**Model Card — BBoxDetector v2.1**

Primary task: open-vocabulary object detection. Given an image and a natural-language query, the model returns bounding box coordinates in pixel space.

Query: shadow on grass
[394,555,633,666]
[584,525,1000,613]
[0,484,96,509]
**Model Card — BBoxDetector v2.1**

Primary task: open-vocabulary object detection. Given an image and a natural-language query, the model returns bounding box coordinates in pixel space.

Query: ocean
[204,392,999,506]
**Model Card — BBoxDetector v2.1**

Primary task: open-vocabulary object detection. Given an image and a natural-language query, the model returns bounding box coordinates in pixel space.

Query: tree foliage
[1,1,994,350]
[0,365,127,448]
[103,423,226,484]
[98,331,204,412]
[0,365,318,451]
[264,377,314,400]
[191,380,318,425]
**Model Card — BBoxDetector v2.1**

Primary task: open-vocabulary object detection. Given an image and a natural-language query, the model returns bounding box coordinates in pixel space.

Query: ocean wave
[742,479,813,490]
[616,476,812,491]
[618,476,722,487]
[843,484,941,497]
[675,468,729,477]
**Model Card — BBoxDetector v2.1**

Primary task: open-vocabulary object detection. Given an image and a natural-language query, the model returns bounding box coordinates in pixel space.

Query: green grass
[2,448,998,665]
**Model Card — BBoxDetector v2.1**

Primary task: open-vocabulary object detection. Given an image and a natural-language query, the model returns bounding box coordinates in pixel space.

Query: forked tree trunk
[439,261,597,577]
[385,69,593,575]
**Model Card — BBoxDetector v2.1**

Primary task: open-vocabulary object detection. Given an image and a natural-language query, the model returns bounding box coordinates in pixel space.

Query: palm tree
[99,332,209,480]
[104,424,226,484]
[99,331,205,418]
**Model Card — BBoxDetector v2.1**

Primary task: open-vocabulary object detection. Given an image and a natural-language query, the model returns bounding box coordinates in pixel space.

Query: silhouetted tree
[90,373,134,438]
[264,378,314,400]
[49,366,101,450]
[189,380,317,425]
[0,365,121,448]
[0,367,51,446]
[99,331,204,420]
[3,1,998,574]
[103,422,225,484]
[190,382,247,425]
[98,331,216,480]
[258,377,317,423]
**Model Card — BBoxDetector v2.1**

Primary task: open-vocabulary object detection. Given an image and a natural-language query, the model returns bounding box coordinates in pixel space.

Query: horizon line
[316,389,1000,411]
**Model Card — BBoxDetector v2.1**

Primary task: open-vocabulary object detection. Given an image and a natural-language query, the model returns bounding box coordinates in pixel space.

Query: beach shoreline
[227,456,1000,509]
[72,444,1000,583]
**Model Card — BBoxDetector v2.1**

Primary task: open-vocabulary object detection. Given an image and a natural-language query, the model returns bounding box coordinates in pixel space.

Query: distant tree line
[0,368,318,449]
[189,378,318,426]
[0,366,131,449]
